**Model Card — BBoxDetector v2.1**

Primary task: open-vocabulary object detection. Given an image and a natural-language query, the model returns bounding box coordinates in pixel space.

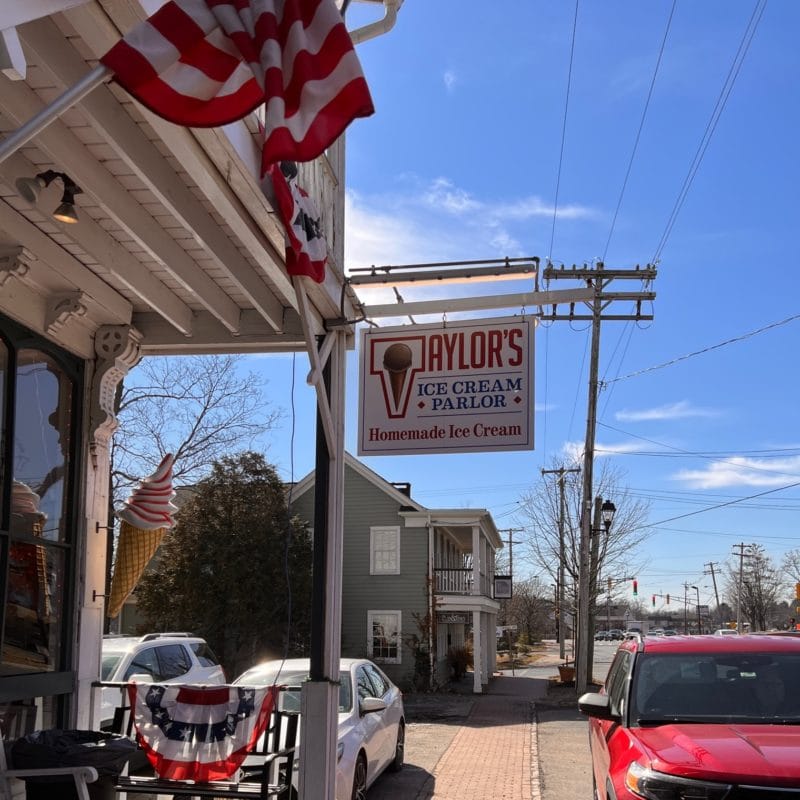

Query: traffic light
[666,593,670,604]
[607,577,612,592]
[632,579,638,596]
[651,595,656,608]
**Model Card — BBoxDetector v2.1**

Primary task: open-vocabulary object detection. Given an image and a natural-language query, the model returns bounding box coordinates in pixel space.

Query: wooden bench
[93,682,298,799]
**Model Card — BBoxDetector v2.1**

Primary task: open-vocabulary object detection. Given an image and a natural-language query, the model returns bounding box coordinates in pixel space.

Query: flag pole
[0,64,110,165]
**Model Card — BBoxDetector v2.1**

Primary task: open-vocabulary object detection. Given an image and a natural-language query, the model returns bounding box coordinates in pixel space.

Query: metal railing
[434,567,493,597]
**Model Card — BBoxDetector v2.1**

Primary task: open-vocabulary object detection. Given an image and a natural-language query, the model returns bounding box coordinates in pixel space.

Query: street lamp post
[579,497,616,693]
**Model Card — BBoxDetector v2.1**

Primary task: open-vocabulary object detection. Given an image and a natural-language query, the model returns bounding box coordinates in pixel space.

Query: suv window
[190,641,221,668]
[124,646,159,680]
[605,650,631,717]
[155,644,192,680]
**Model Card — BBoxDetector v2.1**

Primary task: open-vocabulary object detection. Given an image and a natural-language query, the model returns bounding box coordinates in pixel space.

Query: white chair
[0,729,99,800]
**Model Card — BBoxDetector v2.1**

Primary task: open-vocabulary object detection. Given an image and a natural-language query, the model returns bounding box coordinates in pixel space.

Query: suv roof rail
[139,632,196,641]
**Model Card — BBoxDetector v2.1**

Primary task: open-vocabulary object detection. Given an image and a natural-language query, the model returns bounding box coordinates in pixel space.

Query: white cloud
[615,401,719,422]
[673,456,800,490]
[422,178,480,214]
[343,177,603,322]
[443,70,457,91]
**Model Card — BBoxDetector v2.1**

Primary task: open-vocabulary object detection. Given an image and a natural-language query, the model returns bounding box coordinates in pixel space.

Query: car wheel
[389,721,405,772]
[351,753,368,800]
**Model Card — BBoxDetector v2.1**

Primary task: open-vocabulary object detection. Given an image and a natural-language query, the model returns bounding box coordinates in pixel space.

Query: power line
[596,420,800,481]
[645,480,800,528]
[603,313,800,384]
[651,0,768,263]
[548,0,580,262]
[601,0,677,262]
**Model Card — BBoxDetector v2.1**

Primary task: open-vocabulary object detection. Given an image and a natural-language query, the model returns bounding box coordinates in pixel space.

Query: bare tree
[112,354,282,501]
[503,576,551,642]
[516,460,651,622]
[782,549,800,584]
[723,544,785,631]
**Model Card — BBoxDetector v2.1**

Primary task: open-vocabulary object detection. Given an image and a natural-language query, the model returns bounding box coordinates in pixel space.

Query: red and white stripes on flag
[100,0,374,166]
[128,683,278,782]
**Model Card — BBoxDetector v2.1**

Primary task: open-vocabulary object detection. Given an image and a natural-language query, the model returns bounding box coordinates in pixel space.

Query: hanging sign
[358,316,535,456]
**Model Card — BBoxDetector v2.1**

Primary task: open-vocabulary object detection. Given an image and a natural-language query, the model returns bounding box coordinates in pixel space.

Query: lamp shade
[53,202,79,224]
[601,499,616,528]
[15,175,45,204]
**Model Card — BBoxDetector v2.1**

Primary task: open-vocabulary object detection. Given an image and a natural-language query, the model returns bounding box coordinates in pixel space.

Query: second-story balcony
[434,567,494,598]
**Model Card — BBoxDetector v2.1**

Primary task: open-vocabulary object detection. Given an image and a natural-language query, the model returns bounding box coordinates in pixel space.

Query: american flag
[128,683,278,782]
[100,0,374,168]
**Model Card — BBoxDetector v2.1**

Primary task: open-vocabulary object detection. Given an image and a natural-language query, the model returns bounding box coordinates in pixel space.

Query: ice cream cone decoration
[383,343,413,409]
[107,454,177,618]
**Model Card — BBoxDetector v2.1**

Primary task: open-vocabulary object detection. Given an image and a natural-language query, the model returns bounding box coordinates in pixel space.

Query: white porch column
[78,325,141,729]
[472,609,482,693]
[471,524,482,692]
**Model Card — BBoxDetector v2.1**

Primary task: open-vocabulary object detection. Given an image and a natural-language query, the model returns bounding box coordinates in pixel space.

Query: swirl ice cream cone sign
[107,454,177,618]
[358,317,535,455]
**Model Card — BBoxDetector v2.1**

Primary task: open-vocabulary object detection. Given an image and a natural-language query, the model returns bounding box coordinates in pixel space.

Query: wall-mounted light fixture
[15,169,82,224]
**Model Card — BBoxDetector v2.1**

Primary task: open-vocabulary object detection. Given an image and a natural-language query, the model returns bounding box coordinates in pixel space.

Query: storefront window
[0,332,79,689]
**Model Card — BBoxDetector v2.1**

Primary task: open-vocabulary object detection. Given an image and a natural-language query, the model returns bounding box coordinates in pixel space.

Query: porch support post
[471,524,482,693]
[472,609,482,693]
[300,327,345,800]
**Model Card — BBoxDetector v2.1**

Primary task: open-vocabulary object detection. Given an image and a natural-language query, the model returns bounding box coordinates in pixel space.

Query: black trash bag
[11,729,136,782]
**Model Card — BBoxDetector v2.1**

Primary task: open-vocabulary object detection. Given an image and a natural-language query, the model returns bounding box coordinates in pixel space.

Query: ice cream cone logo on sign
[383,343,412,410]
[373,338,423,418]
[107,453,177,619]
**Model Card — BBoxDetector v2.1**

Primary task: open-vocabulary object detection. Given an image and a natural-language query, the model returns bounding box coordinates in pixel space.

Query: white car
[233,657,405,800]
[98,633,226,728]
[714,628,739,635]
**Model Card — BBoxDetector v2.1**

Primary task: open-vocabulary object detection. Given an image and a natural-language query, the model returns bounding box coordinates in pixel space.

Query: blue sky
[248,1,800,612]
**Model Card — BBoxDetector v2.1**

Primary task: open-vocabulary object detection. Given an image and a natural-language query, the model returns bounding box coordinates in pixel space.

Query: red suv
[579,633,800,799]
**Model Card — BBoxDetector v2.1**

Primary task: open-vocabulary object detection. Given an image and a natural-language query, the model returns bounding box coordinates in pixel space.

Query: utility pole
[683,583,689,634]
[544,262,656,694]
[733,543,754,633]
[704,562,721,626]
[542,467,580,660]
[497,528,524,581]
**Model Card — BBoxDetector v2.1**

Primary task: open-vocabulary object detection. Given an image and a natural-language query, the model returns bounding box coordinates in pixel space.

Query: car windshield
[234,666,353,713]
[101,651,124,681]
[631,652,800,724]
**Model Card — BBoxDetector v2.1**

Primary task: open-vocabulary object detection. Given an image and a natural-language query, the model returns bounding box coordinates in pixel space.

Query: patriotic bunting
[128,683,277,782]
[267,161,327,282]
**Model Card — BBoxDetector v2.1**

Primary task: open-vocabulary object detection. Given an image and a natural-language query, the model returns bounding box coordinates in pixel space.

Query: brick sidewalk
[426,677,545,800]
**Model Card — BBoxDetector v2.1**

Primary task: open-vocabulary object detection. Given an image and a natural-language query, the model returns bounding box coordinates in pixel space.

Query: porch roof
[0,1,358,359]
[400,508,503,550]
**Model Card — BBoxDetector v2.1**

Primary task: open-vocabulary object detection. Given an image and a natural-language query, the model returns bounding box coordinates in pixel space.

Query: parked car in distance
[99,633,225,728]
[649,628,665,637]
[661,629,678,636]
[233,657,405,800]
[715,628,739,635]
[595,630,611,641]
[579,634,800,800]
[607,629,624,641]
